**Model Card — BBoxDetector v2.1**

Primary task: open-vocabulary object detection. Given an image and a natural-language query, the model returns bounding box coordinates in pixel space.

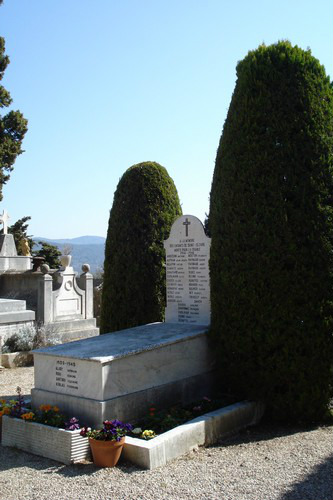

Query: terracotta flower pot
[89,437,125,467]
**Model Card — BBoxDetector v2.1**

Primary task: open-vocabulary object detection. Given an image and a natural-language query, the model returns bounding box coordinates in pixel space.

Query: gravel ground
[0,367,332,500]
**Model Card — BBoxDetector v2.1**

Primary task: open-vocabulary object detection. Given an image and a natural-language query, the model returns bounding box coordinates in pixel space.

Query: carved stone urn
[60,255,72,269]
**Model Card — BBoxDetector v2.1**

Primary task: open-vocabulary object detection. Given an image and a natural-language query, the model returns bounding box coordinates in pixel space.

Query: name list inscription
[164,216,211,325]
[55,359,79,391]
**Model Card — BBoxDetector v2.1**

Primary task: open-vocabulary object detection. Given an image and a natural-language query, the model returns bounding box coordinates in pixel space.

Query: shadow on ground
[0,443,142,476]
[281,453,333,500]
[215,421,329,448]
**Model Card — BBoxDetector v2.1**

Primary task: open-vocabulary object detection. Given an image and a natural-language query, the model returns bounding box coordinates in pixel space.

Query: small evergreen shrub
[2,325,35,353]
[100,161,182,333]
[2,323,61,353]
[33,241,62,268]
[209,41,333,422]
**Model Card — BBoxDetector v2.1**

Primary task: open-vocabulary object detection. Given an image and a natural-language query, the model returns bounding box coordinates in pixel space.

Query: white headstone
[164,215,211,325]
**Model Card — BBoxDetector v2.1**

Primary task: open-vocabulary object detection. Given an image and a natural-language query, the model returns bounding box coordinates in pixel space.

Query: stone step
[0,256,32,271]
[50,318,97,333]
[57,328,99,343]
[0,310,35,325]
[0,299,27,313]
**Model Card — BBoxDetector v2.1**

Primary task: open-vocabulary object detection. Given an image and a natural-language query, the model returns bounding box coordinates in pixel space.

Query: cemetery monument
[0,209,98,354]
[0,209,31,271]
[164,215,210,325]
[31,215,214,427]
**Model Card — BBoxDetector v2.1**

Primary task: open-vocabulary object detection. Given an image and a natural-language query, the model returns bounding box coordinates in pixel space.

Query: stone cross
[0,209,10,234]
[183,217,191,237]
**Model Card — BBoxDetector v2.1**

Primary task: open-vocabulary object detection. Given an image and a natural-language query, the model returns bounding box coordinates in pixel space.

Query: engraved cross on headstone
[0,209,10,235]
[183,217,191,237]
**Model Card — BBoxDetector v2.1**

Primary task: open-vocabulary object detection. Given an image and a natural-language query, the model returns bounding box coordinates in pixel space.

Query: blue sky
[1,0,332,238]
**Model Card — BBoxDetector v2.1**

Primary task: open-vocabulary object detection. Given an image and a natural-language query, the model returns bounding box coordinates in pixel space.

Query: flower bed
[123,400,265,470]
[1,390,264,469]
[129,395,236,440]
[2,416,91,464]
[0,389,27,442]
[1,389,91,464]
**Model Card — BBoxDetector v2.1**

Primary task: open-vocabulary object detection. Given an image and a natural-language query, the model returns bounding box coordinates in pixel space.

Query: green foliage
[28,405,67,429]
[0,38,28,201]
[80,419,132,441]
[8,215,33,254]
[209,41,333,422]
[131,395,235,438]
[100,161,182,333]
[2,325,36,353]
[34,241,62,269]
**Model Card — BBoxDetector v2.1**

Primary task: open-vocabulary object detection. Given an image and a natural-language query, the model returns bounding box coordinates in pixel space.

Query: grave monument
[0,210,35,353]
[0,209,98,350]
[32,215,214,427]
[164,215,210,325]
[0,209,31,271]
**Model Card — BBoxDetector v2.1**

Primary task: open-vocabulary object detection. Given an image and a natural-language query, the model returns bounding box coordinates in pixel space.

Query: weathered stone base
[31,371,216,428]
[0,257,31,271]
[1,351,33,368]
[46,318,99,342]
[0,298,35,345]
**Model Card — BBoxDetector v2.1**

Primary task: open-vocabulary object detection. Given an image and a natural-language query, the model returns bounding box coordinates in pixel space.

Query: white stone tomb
[32,322,214,426]
[32,214,214,427]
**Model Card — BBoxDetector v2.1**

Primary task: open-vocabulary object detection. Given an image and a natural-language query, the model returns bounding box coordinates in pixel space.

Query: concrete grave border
[2,416,91,464]
[122,400,265,469]
[2,401,264,468]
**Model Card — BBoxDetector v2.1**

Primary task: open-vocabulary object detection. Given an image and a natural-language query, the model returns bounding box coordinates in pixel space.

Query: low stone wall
[2,416,91,464]
[123,401,265,469]
[1,351,33,368]
[2,401,265,469]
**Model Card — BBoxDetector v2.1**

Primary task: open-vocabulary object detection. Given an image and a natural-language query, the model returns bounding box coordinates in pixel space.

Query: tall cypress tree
[0,38,28,200]
[100,161,182,333]
[209,42,333,421]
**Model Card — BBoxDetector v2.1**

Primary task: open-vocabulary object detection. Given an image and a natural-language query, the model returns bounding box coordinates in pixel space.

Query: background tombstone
[0,209,31,271]
[164,215,211,325]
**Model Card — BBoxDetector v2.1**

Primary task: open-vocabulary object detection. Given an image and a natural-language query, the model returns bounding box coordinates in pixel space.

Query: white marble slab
[164,215,211,325]
[33,322,212,402]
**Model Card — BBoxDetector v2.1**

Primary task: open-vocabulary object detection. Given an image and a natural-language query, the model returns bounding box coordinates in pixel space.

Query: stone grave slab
[164,215,211,325]
[0,298,35,345]
[32,322,215,427]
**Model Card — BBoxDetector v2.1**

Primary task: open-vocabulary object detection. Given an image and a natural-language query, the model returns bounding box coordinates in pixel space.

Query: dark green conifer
[0,38,28,200]
[209,42,333,421]
[100,161,182,333]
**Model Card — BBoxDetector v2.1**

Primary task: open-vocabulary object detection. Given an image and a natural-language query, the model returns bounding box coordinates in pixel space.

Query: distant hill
[32,236,106,274]
[34,235,105,245]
